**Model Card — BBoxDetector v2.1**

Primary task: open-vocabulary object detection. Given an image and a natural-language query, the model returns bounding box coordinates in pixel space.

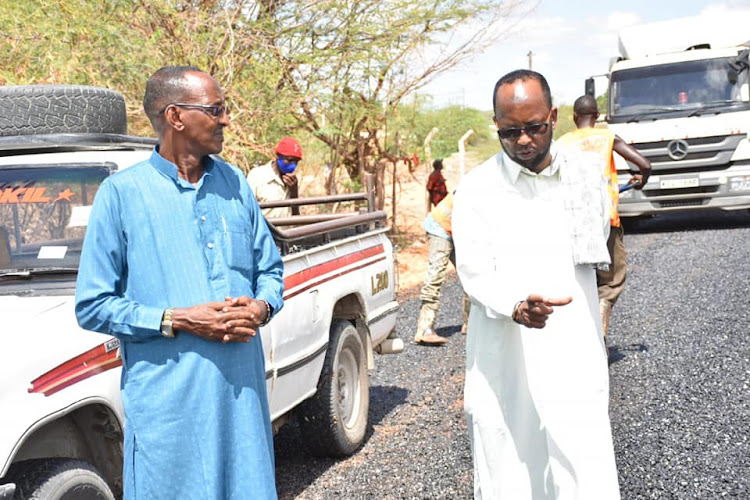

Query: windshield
[609,55,749,121]
[0,164,111,274]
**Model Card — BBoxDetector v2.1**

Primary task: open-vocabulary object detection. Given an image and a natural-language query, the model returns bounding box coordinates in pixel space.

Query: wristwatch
[259,300,273,327]
[161,307,175,338]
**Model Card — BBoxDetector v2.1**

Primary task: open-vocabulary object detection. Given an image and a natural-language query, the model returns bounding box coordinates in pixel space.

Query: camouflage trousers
[417,233,470,337]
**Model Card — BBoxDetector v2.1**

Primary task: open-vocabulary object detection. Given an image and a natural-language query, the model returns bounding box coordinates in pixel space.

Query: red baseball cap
[275,137,303,159]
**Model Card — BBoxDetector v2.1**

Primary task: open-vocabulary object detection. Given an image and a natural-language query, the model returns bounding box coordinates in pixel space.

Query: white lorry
[586,13,750,222]
[0,85,402,499]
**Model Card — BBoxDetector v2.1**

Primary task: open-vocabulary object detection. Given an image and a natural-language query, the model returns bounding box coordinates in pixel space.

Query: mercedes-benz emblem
[667,139,689,161]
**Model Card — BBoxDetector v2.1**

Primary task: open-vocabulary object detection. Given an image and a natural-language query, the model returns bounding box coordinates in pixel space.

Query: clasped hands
[512,294,573,329]
[173,296,268,343]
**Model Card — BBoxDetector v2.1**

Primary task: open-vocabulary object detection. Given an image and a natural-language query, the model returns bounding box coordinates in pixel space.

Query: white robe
[453,149,620,500]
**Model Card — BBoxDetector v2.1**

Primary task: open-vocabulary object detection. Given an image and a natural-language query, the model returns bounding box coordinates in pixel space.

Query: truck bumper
[374,330,404,355]
[618,163,750,217]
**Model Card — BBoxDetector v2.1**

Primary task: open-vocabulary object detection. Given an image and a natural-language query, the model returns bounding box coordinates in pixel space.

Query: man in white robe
[453,70,620,499]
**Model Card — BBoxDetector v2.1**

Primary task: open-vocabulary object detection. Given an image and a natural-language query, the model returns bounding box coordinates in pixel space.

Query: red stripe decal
[284,256,386,300]
[29,339,122,397]
[27,245,387,396]
[283,244,384,293]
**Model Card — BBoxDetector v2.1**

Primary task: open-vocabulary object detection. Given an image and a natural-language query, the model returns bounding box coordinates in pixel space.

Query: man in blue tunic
[75,66,284,499]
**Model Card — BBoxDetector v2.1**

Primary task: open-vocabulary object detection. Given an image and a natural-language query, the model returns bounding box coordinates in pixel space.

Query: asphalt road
[274,210,750,499]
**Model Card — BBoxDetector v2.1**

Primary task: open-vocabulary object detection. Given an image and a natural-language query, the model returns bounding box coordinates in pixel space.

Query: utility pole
[527,51,534,70]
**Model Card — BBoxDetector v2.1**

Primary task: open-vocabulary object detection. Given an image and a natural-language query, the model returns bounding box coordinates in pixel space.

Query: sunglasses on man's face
[496,121,550,141]
[162,102,228,117]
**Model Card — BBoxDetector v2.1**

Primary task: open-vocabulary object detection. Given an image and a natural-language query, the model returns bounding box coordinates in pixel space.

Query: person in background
[558,94,651,345]
[75,66,283,499]
[426,158,448,210]
[414,192,470,346]
[247,136,303,218]
[453,69,619,499]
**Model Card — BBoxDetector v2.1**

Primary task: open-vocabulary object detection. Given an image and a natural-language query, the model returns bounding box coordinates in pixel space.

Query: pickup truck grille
[631,134,746,175]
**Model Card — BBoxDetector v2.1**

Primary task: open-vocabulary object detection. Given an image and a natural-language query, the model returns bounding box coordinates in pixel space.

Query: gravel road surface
[275,211,750,499]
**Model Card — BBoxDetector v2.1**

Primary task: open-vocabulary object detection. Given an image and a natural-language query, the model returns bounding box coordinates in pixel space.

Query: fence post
[458,129,475,178]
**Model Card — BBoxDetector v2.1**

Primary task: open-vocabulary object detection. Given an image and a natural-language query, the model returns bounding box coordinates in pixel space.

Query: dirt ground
[380,153,479,298]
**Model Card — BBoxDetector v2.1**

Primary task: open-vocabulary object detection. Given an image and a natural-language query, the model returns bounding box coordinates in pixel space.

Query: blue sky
[421,0,750,110]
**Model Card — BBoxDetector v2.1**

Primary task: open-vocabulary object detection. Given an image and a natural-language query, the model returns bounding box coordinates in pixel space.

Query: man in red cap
[247,137,302,217]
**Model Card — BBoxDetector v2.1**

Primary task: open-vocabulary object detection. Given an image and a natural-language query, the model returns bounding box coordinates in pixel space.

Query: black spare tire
[0,85,128,137]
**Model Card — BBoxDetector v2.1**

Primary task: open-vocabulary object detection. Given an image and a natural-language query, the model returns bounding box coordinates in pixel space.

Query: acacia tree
[0,0,532,198]
[260,0,530,203]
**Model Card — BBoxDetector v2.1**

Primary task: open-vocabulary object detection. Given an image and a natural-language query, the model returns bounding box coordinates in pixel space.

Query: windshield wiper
[625,114,660,123]
[687,100,742,117]
[624,107,683,122]
[0,267,77,279]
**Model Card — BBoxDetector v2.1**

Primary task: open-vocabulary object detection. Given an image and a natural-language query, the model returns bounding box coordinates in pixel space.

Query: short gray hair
[143,65,203,134]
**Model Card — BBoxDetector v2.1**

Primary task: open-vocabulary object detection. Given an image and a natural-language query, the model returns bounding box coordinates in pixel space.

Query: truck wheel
[298,319,369,457]
[0,85,127,137]
[6,458,115,500]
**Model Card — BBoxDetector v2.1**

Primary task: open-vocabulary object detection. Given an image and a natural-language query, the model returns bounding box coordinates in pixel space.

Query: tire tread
[6,458,114,500]
[0,85,127,137]
[297,320,369,457]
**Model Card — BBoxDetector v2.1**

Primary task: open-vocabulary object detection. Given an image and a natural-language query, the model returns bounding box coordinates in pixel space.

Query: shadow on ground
[436,324,463,339]
[608,343,648,366]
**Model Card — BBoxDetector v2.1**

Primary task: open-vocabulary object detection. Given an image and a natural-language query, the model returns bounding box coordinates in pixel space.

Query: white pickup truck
[0,85,402,499]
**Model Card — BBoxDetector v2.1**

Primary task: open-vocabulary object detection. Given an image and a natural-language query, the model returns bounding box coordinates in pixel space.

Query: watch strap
[161,307,175,337]
[259,300,272,327]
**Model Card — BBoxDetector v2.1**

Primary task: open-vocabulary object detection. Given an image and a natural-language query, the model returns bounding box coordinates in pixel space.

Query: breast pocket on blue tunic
[224,215,255,274]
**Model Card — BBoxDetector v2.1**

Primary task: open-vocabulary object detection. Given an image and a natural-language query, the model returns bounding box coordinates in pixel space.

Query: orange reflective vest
[430,192,454,237]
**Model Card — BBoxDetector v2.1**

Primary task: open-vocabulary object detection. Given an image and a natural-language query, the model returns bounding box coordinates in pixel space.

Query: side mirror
[728,49,749,85]
[585,78,595,97]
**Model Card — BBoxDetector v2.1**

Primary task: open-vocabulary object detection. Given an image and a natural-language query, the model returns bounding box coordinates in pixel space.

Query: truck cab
[589,14,750,220]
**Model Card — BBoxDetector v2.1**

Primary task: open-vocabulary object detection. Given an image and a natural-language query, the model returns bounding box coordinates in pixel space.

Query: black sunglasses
[162,102,228,117]
[496,122,550,141]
